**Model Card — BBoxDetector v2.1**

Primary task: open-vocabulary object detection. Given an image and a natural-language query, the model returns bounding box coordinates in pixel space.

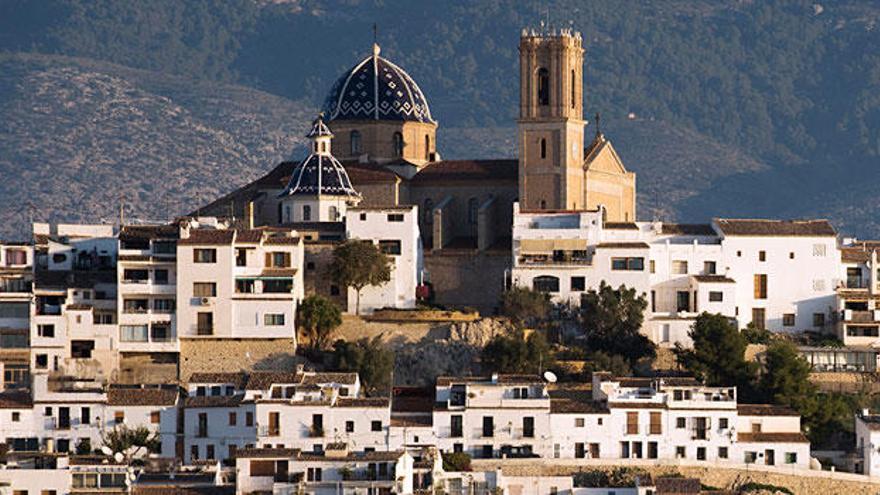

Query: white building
[510,206,841,347]
[176,218,304,340]
[855,409,880,476]
[0,241,33,390]
[345,205,423,314]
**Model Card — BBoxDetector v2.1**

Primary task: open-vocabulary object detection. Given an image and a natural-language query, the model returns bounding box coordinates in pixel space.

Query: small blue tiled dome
[281,154,360,198]
[322,44,435,124]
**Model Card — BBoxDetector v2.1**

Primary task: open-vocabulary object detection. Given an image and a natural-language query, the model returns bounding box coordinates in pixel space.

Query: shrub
[441,452,472,472]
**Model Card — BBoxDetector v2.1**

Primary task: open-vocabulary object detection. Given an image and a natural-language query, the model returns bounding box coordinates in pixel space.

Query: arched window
[571,69,576,109]
[533,275,559,293]
[539,200,547,210]
[350,130,362,155]
[320,141,327,153]
[424,199,433,225]
[537,68,550,106]
[424,134,431,160]
[329,206,338,221]
[393,132,404,157]
[467,197,479,225]
[303,205,311,222]
[540,138,547,159]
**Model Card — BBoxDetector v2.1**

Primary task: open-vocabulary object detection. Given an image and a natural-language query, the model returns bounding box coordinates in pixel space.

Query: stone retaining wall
[179,338,297,381]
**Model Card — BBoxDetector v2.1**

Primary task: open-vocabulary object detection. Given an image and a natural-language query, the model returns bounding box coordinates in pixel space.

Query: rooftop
[714,218,836,237]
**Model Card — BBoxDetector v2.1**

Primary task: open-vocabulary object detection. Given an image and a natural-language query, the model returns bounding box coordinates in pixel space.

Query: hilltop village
[2,28,880,494]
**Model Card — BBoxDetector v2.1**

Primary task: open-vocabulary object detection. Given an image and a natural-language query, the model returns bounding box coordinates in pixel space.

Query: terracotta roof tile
[435,375,543,386]
[737,404,799,416]
[188,372,248,389]
[263,236,301,245]
[392,387,434,413]
[119,224,179,242]
[245,372,302,391]
[183,395,244,408]
[411,159,518,184]
[234,230,264,243]
[107,387,179,406]
[178,230,235,245]
[737,432,808,443]
[336,398,389,408]
[300,372,358,386]
[714,218,836,237]
[391,416,433,427]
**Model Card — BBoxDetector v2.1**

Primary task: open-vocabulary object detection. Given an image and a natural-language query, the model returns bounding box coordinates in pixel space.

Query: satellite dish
[101,446,113,456]
[543,371,558,383]
[114,452,124,463]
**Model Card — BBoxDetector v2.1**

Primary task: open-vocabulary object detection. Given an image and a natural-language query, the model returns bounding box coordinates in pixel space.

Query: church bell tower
[518,28,585,211]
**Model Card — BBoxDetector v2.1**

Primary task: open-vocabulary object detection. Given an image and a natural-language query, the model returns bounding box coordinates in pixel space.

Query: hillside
[0,53,311,239]
[0,0,879,237]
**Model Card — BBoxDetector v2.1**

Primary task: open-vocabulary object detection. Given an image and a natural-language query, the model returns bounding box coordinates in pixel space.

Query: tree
[101,425,160,457]
[330,240,392,315]
[674,313,757,398]
[331,336,394,396]
[580,282,653,364]
[297,295,342,350]
[582,351,632,377]
[499,287,551,327]
[481,330,553,375]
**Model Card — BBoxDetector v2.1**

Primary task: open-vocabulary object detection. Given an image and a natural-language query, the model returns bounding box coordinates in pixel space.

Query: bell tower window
[571,70,576,109]
[537,68,550,106]
[425,135,431,160]
[350,130,361,155]
[540,138,547,159]
[393,132,404,157]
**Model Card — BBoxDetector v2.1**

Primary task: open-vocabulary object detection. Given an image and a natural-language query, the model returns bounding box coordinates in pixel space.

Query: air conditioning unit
[195,297,212,306]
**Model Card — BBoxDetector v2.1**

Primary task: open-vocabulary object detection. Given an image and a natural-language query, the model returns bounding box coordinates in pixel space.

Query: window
[152,240,175,255]
[676,446,686,459]
[719,418,729,429]
[193,282,216,297]
[744,451,757,464]
[790,251,795,259]
[307,467,322,482]
[482,416,494,437]
[263,279,292,293]
[570,276,586,292]
[626,412,638,435]
[570,69,576,108]
[246,412,254,427]
[197,312,213,335]
[150,411,160,424]
[371,420,382,432]
[264,314,285,326]
[236,279,255,294]
[785,452,798,464]
[303,205,311,221]
[38,324,54,338]
[523,416,535,437]
[424,199,434,225]
[532,276,559,293]
[35,354,48,369]
[330,285,340,296]
[719,447,729,459]
[703,261,716,274]
[709,291,723,302]
[537,67,550,106]
[752,308,766,330]
[753,274,767,299]
[813,244,826,257]
[467,197,479,224]
[71,340,94,359]
[328,205,338,221]
[676,418,686,429]
[194,249,216,263]
[672,260,688,274]
[676,291,690,312]
[813,313,826,327]
[346,421,354,433]
[266,252,291,268]
[5,249,26,266]
[649,260,655,273]
[95,312,113,324]
[236,248,247,267]
[697,446,706,460]
[350,130,361,154]
[153,299,174,312]
[758,250,766,262]
[783,313,795,326]
[205,444,215,460]
[540,138,547,159]
[451,415,463,437]
[11,411,19,422]
[229,412,237,426]
[379,240,402,255]
[611,257,645,271]
[387,213,404,222]
[575,418,585,427]
[114,411,125,424]
[360,212,367,221]
[649,412,661,434]
[392,132,405,157]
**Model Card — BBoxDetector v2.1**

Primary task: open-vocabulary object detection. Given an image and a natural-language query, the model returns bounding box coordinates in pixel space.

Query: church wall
[585,170,636,222]
[352,182,401,208]
[424,251,510,314]
[329,120,437,166]
[410,182,517,245]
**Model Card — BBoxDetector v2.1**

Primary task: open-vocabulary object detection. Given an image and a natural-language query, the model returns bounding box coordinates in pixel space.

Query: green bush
[441,452,472,472]
[739,482,794,494]
[741,323,773,345]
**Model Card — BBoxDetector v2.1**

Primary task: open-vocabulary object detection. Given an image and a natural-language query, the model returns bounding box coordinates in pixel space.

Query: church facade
[202,28,636,313]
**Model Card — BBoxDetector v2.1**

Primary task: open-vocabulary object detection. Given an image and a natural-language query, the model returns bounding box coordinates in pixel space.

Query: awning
[519,238,586,254]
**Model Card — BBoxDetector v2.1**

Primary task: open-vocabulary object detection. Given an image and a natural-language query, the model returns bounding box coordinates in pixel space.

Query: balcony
[0,279,31,293]
[518,254,592,267]
[842,310,879,323]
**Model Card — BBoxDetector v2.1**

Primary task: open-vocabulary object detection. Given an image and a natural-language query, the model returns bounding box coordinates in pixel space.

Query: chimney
[491,373,499,384]
[245,201,255,230]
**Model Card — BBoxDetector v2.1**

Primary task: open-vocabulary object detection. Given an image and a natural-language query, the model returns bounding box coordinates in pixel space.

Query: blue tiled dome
[322,44,435,124]
[281,154,360,197]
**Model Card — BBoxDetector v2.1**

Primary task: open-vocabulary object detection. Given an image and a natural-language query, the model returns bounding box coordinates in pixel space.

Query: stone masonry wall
[179,338,297,381]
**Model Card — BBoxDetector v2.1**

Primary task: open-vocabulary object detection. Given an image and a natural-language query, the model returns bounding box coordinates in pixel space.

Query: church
[201,28,637,312]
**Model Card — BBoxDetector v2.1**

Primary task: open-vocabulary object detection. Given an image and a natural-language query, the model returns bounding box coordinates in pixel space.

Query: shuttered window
[753,274,767,299]
[649,412,662,435]
[626,412,638,435]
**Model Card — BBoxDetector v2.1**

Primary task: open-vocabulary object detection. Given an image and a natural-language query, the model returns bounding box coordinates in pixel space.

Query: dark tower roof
[322,44,435,124]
